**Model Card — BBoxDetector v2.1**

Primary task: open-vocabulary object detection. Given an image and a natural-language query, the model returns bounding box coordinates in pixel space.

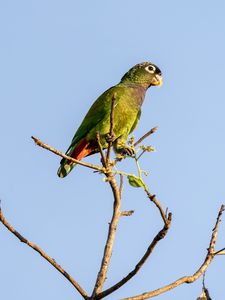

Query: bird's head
[120,62,163,89]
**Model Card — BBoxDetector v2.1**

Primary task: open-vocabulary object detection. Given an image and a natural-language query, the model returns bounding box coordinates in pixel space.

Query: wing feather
[66,86,118,155]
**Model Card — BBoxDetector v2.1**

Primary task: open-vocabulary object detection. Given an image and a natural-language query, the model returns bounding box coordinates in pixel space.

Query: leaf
[127,175,145,188]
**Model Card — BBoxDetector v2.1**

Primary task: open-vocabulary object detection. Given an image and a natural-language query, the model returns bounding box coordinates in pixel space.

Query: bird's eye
[145,65,156,74]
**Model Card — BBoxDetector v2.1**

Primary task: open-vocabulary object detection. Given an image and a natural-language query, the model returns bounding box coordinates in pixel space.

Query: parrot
[57,62,162,178]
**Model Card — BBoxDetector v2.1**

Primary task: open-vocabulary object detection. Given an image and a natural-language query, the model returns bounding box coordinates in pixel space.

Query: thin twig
[202,272,206,289]
[31,136,104,173]
[134,127,158,147]
[214,248,225,255]
[145,191,168,226]
[119,204,225,300]
[106,94,116,165]
[96,132,107,168]
[136,149,146,161]
[0,207,88,299]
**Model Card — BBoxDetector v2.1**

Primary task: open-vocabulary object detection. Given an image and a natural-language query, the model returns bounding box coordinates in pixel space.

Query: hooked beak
[151,74,163,86]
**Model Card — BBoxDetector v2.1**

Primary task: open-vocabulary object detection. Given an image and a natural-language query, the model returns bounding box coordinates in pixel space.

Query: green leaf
[127,175,145,188]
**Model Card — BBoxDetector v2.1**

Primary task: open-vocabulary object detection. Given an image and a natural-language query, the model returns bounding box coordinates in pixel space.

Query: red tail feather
[70,138,95,161]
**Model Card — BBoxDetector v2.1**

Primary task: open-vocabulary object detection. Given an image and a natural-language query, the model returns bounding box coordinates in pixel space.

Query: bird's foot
[119,145,135,157]
[105,132,116,144]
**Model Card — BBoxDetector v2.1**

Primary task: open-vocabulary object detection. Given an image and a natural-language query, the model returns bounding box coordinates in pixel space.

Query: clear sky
[1,1,225,299]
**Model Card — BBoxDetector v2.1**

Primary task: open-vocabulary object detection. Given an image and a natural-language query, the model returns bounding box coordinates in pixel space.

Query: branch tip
[134,126,158,147]
[31,135,38,144]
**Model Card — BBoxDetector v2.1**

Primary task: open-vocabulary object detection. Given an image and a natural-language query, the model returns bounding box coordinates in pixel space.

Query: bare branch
[106,94,116,165]
[119,205,225,300]
[0,207,88,299]
[134,127,158,147]
[119,174,124,198]
[31,136,104,172]
[145,192,169,226]
[214,248,225,255]
[136,149,147,161]
[202,271,206,289]
[91,171,121,298]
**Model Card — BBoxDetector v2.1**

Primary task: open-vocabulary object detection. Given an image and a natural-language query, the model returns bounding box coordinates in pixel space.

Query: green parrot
[57,62,162,178]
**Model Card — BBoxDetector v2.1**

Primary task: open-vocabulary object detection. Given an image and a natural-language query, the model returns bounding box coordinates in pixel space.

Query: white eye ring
[145,65,156,74]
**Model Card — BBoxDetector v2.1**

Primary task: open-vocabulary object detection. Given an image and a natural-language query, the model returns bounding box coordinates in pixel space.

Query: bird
[57,62,162,178]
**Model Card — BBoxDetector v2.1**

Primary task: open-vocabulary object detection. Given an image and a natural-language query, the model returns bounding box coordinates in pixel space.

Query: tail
[57,137,95,178]
[57,158,77,178]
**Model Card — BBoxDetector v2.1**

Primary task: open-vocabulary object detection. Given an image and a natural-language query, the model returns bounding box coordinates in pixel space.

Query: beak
[151,74,163,86]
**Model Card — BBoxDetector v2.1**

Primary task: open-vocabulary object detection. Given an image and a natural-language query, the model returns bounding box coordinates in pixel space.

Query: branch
[134,127,158,147]
[96,132,107,168]
[31,136,104,173]
[91,171,121,298]
[119,204,225,300]
[145,192,168,226]
[119,174,124,198]
[0,206,88,299]
[97,193,172,299]
[106,94,116,165]
[214,247,225,255]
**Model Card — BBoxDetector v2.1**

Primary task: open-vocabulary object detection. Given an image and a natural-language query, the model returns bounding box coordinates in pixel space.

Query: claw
[105,133,116,143]
[120,146,135,156]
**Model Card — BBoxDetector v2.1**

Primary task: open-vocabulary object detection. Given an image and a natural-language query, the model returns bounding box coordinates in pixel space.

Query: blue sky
[1,1,225,299]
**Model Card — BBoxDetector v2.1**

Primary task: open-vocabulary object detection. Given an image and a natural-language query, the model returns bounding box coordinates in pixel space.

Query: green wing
[129,109,141,134]
[58,86,119,178]
[65,86,117,154]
